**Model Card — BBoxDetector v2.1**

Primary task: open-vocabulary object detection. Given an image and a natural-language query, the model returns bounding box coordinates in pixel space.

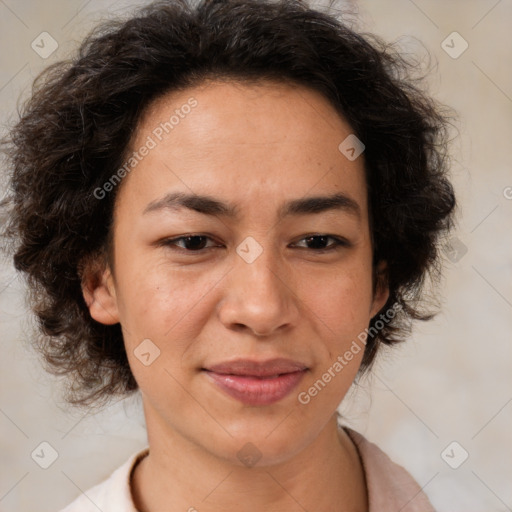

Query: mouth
[202,358,308,406]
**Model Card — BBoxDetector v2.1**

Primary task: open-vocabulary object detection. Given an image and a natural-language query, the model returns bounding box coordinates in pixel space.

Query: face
[84,79,388,466]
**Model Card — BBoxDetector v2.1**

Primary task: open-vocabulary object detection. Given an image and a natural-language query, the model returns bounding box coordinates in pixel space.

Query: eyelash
[159,234,350,253]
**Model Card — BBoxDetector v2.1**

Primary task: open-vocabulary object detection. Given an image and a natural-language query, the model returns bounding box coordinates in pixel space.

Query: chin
[199,414,319,468]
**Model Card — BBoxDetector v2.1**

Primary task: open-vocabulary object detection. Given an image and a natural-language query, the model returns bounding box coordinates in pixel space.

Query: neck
[131,413,368,512]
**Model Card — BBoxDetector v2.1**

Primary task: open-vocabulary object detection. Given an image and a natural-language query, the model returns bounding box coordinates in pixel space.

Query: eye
[158,233,350,253]
[292,234,349,251]
[161,235,221,252]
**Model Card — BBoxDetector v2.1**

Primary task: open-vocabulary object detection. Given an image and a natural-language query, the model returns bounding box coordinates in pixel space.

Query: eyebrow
[143,191,361,220]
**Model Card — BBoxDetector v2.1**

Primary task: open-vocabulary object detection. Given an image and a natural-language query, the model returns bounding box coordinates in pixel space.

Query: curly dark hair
[1,0,456,406]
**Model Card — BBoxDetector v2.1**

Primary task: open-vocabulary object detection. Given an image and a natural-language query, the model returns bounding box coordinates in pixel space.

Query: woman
[1,0,455,510]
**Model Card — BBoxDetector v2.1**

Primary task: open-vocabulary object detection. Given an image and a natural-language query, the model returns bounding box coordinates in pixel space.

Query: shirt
[60,427,436,511]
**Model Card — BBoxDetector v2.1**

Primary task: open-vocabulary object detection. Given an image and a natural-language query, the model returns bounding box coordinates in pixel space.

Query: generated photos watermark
[93,97,198,200]
[297,302,403,405]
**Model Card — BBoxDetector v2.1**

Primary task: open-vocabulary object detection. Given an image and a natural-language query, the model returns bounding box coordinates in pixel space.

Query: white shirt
[60,427,436,511]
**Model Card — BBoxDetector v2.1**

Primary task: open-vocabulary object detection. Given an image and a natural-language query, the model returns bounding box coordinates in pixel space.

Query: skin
[83,79,389,512]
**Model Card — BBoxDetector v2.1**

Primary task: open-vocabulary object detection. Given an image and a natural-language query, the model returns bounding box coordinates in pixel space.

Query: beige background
[1,1,511,511]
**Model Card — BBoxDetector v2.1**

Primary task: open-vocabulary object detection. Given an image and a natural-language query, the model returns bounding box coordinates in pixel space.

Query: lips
[203,358,308,406]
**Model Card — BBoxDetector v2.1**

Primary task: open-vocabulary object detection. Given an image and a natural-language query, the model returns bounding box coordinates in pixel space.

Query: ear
[369,260,389,318]
[80,255,120,325]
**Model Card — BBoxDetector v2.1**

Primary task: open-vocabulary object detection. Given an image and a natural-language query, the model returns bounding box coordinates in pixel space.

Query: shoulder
[344,427,437,512]
[59,448,149,512]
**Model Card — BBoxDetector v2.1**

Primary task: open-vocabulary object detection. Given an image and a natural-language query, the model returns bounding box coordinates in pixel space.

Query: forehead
[137,79,354,154]
[117,79,367,218]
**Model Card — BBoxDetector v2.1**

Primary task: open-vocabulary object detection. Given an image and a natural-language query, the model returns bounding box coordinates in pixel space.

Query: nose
[217,244,300,338]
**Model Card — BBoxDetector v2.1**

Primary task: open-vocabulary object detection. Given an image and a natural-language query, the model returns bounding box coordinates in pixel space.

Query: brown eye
[162,235,219,252]
[293,235,349,251]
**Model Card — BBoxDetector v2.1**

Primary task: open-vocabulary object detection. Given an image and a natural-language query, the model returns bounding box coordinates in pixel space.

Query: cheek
[292,266,373,425]
[114,257,222,349]
[115,263,218,397]
[303,262,374,337]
